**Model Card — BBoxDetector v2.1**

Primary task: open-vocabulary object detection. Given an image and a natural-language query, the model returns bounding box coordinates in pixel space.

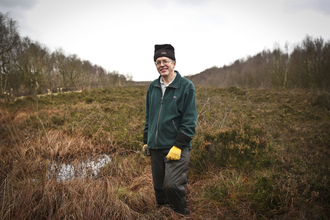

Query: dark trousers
[150,147,190,215]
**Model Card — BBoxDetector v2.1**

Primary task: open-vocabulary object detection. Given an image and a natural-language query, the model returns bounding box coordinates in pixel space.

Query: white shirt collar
[160,72,176,87]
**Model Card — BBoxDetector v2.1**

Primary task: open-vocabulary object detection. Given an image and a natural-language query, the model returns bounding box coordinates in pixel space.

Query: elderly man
[143,44,197,215]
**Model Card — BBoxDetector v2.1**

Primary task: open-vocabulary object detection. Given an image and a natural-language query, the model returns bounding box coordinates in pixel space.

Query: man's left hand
[166,146,181,161]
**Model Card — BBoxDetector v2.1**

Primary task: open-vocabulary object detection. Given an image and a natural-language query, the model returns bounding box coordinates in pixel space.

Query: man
[142,44,197,215]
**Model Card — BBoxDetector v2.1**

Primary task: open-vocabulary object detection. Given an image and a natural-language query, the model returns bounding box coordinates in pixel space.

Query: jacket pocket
[172,120,178,133]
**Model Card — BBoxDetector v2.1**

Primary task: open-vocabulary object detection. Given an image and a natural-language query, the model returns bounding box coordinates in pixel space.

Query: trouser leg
[150,149,169,206]
[150,148,190,215]
[164,147,190,215]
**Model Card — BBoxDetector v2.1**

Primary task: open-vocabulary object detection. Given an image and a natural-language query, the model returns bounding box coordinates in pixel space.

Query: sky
[1,0,330,81]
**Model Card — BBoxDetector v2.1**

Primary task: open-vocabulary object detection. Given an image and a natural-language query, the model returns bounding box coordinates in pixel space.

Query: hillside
[186,36,330,91]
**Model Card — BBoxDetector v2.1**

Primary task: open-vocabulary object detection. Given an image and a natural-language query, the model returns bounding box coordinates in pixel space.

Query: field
[0,86,329,219]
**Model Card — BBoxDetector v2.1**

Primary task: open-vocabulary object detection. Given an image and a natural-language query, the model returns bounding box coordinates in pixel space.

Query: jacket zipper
[154,84,178,149]
[155,90,164,149]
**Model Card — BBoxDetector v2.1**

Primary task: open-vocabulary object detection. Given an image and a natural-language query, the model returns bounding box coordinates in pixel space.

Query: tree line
[187,36,330,91]
[0,12,130,98]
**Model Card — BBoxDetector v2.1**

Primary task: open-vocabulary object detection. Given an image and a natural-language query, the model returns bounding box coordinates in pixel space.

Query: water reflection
[47,155,111,181]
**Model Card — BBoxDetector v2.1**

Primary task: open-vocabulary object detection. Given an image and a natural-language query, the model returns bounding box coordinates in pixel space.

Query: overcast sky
[1,0,330,81]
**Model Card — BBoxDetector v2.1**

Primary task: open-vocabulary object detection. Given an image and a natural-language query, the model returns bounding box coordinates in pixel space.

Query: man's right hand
[142,144,150,156]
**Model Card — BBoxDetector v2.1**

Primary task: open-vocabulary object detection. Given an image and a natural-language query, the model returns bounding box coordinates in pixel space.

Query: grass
[0,86,329,219]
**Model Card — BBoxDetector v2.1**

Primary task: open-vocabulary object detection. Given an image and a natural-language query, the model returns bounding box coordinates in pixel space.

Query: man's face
[155,57,176,78]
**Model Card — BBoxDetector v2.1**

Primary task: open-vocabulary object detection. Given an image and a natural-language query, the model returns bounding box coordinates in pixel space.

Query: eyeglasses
[155,59,173,66]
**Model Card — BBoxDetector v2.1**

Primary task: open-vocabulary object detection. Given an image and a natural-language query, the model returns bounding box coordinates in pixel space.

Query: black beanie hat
[154,44,175,62]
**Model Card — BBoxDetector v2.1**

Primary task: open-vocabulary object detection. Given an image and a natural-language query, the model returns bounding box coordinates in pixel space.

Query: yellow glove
[142,144,150,156]
[166,146,181,161]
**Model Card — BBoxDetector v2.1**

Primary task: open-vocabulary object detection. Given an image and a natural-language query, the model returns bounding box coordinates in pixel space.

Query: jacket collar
[155,71,181,89]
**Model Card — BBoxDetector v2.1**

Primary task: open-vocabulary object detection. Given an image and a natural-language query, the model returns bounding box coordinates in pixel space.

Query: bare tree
[16,37,49,95]
[67,54,83,90]
[0,12,20,97]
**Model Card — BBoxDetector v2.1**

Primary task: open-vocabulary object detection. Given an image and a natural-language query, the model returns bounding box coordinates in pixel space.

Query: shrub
[51,114,65,126]
[250,175,281,217]
[191,122,274,172]
[85,97,94,104]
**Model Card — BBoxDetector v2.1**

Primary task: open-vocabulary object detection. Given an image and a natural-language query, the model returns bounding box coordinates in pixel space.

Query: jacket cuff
[173,131,192,149]
[143,131,148,144]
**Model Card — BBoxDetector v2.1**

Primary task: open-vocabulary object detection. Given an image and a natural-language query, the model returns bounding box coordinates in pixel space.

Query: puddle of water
[47,155,111,182]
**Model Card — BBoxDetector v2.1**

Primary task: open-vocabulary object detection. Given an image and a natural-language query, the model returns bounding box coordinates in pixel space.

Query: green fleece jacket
[143,71,197,150]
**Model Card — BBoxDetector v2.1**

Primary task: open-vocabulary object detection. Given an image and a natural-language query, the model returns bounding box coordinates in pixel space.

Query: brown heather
[0,86,329,219]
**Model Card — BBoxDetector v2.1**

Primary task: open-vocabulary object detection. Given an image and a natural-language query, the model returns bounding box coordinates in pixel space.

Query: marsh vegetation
[0,86,329,219]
